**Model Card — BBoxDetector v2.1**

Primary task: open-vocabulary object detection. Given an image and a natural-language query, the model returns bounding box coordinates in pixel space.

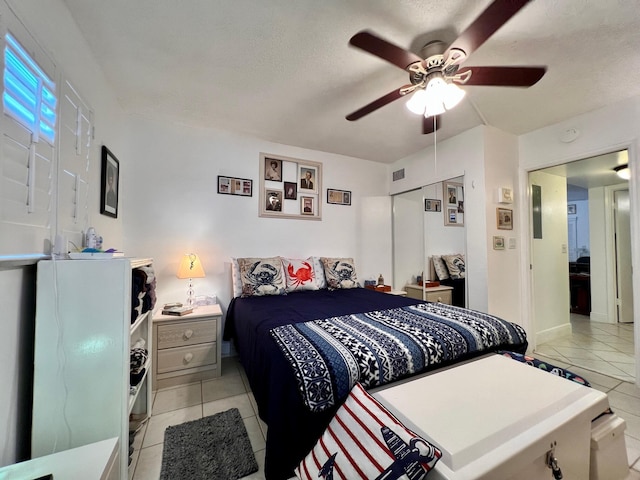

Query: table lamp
[176,253,206,307]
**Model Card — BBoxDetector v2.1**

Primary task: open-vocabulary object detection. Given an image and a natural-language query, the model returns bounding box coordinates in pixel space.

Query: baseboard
[589,311,611,323]
[536,323,572,345]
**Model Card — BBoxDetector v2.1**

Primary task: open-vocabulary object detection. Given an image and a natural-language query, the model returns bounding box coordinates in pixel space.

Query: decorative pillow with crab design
[281,257,319,293]
[237,257,287,297]
[321,257,359,290]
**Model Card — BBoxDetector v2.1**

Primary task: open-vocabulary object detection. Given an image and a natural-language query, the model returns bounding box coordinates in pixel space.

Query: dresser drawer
[157,343,217,374]
[157,319,216,349]
[425,289,452,304]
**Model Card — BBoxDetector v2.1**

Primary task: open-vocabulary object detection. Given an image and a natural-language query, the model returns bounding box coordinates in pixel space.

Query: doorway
[530,150,635,382]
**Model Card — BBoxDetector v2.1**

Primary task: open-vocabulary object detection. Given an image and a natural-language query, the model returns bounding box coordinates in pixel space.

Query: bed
[223,259,528,480]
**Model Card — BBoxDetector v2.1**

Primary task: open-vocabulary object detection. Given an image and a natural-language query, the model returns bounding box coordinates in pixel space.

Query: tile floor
[536,313,635,383]
[131,354,640,480]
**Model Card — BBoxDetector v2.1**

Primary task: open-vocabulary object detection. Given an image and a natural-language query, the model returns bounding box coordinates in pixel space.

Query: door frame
[518,142,640,387]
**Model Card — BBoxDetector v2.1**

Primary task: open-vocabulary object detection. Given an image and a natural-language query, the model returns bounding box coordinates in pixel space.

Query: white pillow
[442,254,465,279]
[281,257,319,293]
[311,256,327,289]
[321,257,359,290]
[231,258,243,298]
[431,256,450,281]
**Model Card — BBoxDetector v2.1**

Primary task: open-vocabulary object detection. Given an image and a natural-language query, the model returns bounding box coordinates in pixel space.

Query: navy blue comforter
[223,288,527,480]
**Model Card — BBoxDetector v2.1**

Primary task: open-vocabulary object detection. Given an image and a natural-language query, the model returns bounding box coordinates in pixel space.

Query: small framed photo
[567,204,576,214]
[264,157,282,181]
[100,146,120,218]
[218,176,252,196]
[265,189,283,212]
[327,188,352,205]
[493,236,505,250]
[497,208,513,230]
[443,181,464,226]
[498,187,513,204]
[424,199,441,212]
[301,196,314,215]
[284,181,297,200]
[299,165,318,193]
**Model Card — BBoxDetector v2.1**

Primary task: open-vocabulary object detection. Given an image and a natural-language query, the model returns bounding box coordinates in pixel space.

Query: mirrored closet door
[392,177,467,307]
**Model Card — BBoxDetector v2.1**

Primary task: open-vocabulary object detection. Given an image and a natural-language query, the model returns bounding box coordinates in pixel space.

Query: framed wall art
[424,199,441,212]
[100,145,119,218]
[217,176,253,196]
[327,188,351,206]
[493,236,505,250]
[567,204,576,214]
[497,208,513,230]
[443,181,464,226]
[259,153,322,220]
[497,187,513,204]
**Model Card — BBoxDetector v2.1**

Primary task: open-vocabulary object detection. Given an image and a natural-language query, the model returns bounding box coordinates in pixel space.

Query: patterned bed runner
[270,302,527,413]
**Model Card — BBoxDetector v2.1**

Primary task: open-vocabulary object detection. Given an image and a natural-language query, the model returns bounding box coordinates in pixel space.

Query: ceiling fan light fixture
[406,89,427,115]
[614,164,630,180]
[442,82,466,110]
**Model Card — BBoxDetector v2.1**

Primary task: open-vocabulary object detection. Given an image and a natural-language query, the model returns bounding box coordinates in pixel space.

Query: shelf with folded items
[129,357,152,412]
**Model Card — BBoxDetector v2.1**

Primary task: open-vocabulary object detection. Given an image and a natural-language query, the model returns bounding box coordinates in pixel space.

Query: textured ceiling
[61,0,640,163]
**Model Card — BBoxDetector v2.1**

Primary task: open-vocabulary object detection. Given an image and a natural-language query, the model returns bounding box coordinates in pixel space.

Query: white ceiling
[60,0,640,163]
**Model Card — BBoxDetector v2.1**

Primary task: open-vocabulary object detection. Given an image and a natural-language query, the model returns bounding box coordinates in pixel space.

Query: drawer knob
[184,352,194,364]
[437,296,442,302]
[183,329,193,340]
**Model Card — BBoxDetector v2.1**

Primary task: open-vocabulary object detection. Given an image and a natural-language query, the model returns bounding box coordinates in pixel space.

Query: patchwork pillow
[431,256,450,281]
[281,257,319,293]
[237,257,286,297]
[321,257,359,290]
[311,256,327,289]
[498,351,591,387]
[231,258,243,297]
[296,383,441,480]
[442,254,465,279]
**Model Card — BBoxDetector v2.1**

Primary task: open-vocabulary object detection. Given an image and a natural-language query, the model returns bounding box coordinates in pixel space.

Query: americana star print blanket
[270,301,527,413]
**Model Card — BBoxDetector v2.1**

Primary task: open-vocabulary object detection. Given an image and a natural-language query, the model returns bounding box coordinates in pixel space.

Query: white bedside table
[152,304,222,390]
[404,284,453,304]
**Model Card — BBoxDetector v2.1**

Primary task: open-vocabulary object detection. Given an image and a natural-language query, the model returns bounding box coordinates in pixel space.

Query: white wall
[588,187,609,322]
[529,171,570,343]
[392,188,423,289]
[122,114,388,346]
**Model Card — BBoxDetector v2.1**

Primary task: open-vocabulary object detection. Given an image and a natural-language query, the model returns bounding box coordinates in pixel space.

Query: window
[3,32,57,144]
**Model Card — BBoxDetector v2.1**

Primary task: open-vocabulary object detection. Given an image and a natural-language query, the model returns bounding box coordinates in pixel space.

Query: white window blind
[3,32,56,144]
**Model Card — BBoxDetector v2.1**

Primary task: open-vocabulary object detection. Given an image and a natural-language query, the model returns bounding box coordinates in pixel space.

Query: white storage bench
[374,354,619,479]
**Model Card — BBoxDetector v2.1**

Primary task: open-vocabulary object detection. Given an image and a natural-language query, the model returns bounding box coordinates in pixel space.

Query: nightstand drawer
[425,289,452,304]
[157,319,217,349]
[157,343,217,374]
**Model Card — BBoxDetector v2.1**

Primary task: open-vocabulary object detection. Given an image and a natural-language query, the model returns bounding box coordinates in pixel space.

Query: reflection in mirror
[392,177,466,307]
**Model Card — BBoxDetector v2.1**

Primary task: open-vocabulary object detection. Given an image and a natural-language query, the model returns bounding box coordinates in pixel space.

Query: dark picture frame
[217,176,253,196]
[497,208,514,230]
[568,204,576,214]
[100,145,119,218]
[327,188,352,205]
[424,199,441,212]
[443,181,464,226]
[284,181,297,200]
[265,189,283,212]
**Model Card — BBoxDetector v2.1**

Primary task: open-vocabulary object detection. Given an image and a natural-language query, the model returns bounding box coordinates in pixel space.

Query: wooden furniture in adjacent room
[153,303,222,389]
[404,283,454,304]
[32,258,154,480]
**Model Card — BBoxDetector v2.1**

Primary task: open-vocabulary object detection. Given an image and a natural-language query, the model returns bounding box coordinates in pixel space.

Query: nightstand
[152,304,222,390]
[404,284,453,304]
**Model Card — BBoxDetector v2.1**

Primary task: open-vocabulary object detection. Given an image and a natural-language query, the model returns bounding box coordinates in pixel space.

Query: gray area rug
[159,408,259,480]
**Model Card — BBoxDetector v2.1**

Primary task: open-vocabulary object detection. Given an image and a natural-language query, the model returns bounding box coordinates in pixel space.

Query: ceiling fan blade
[422,115,441,134]
[346,86,412,121]
[458,66,546,87]
[350,31,424,70]
[444,0,532,65]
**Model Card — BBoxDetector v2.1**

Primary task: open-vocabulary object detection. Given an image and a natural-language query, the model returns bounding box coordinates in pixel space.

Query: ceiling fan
[345,0,547,134]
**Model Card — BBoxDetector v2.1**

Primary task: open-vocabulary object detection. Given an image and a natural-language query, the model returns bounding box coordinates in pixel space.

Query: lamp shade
[177,253,206,279]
